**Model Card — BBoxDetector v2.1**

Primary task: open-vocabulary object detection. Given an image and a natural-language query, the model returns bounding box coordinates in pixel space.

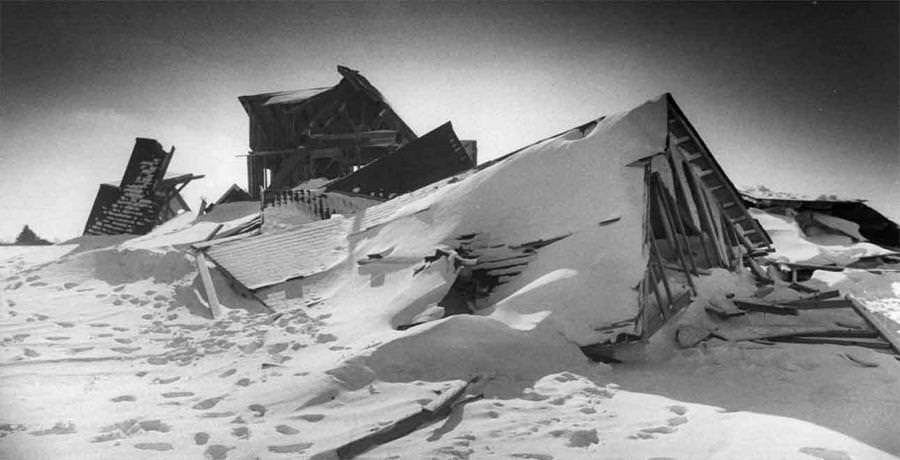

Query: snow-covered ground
[1,199,899,460]
[1,237,899,460]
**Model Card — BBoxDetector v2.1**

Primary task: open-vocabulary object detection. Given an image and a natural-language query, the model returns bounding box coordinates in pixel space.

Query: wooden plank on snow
[195,252,222,319]
[848,295,900,355]
[732,299,798,316]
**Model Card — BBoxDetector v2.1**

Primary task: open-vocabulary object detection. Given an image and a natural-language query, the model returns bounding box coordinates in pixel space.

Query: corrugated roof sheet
[206,217,351,290]
[205,178,455,290]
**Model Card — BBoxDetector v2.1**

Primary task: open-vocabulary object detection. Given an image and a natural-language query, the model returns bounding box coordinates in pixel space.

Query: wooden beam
[329,377,480,459]
[766,336,893,350]
[652,175,696,295]
[681,153,728,267]
[195,252,222,319]
[732,299,798,316]
[848,295,900,355]
[659,173,699,275]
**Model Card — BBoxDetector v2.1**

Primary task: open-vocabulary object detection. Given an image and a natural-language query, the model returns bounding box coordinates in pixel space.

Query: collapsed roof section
[202,94,772,345]
[239,66,419,199]
[83,138,203,236]
[250,120,477,233]
[324,122,475,198]
[743,193,900,250]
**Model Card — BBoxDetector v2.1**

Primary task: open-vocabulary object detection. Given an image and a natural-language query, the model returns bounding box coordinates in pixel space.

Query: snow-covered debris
[751,208,896,265]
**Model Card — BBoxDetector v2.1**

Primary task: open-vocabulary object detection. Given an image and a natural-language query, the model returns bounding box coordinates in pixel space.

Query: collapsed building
[742,192,900,250]
[231,66,477,233]
[238,65,475,200]
[198,93,776,345]
[83,138,203,236]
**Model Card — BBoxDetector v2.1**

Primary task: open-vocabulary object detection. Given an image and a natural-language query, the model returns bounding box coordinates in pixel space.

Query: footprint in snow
[205,444,234,460]
[110,395,136,403]
[567,429,599,447]
[45,336,70,341]
[798,447,853,460]
[267,443,312,454]
[114,338,133,344]
[162,391,194,398]
[219,368,237,378]
[29,422,76,436]
[23,348,40,358]
[641,426,676,435]
[668,405,688,416]
[200,412,236,419]
[235,378,252,387]
[0,423,27,438]
[111,347,141,354]
[248,404,266,417]
[134,442,173,451]
[194,432,209,445]
[56,322,74,328]
[667,416,688,427]
[152,376,180,384]
[231,426,250,439]
[193,396,226,410]
[275,425,299,435]
[292,414,325,422]
[63,282,79,289]
[89,323,109,328]
[316,333,337,344]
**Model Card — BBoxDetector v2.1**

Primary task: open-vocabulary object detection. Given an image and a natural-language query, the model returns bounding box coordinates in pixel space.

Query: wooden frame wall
[639,146,752,338]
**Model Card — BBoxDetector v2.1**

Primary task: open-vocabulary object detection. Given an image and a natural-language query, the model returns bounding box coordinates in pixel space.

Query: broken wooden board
[766,336,893,350]
[847,295,900,356]
[732,299,798,316]
[714,325,866,343]
[329,376,480,460]
[195,252,221,319]
[774,298,853,310]
[776,289,841,306]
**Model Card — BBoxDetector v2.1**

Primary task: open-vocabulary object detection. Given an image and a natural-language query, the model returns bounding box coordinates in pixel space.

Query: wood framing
[239,66,418,199]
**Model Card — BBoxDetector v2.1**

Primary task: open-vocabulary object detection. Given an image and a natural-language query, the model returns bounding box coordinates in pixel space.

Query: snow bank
[39,246,195,286]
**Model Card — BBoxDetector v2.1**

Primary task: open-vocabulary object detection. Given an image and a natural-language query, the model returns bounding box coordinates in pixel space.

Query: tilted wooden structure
[635,95,773,335]
[83,138,203,236]
[201,94,774,346]
[239,66,418,199]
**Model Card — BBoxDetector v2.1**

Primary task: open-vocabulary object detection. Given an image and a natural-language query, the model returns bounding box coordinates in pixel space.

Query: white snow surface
[2,98,900,459]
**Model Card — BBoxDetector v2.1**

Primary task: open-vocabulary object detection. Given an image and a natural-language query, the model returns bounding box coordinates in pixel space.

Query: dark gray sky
[1,1,897,240]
